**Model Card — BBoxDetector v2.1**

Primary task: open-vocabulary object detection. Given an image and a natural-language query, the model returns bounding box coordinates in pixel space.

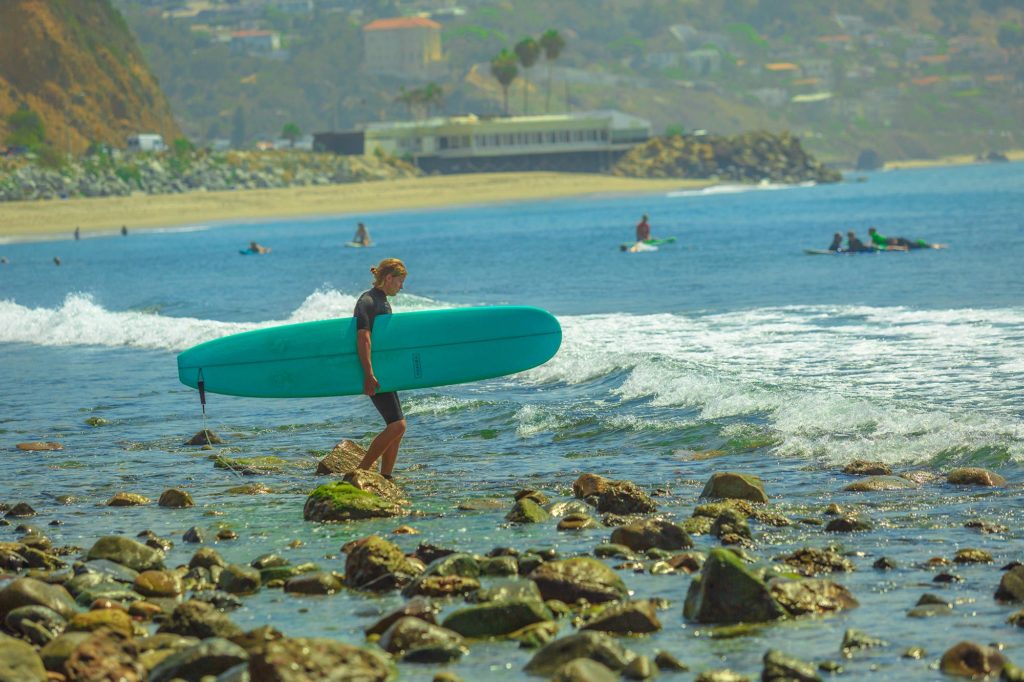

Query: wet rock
[621,654,657,680]
[873,557,896,570]
[217,528,238,540]
[0,632,48,681]
[189,589,242,611]
[157,600,244,639]
[15,441,62,451]
[610,518,693,552]
[947,467,1005,487]
[379,616,466,658]
[506,498,551,523]
[442,598,552,638]
[552,657,619,682]
[402,574,480,598]
[954,548,993,564]
[531,557,628,604]
[841,460,891,476]
[5,502,36,518]
[38,631,91,672]
[64,628,144,681]
[594,543,638,560]
[710,508,752,543]
[343,469,407,504]
[147,637,248,682]
[304,482,402,522]
[684,548,785,624]
[780,547,855,576]
[189,546,226,569]
[842,475,916,492]
[573,473,612,498]
[840,628,887,655]
[479,555,518,575]
[138,529,174,551]
[471,578,544,605]
[668,551,705,573]
[183,526,205,543]
[699,472,768,503]
[995,565,1024,602]
[316,439,369,474]
[284,571,342,595]
[157,488,194,508]
[106,492,150,506]
[939,641,1007,677]
[592,480,657,515]
[768,577,859,617]
[217,564,261,595]
[5,605,66,645]
[67,608,134,637]
[654,650,689,671]
[0,577,77,620]
[824,516,872,533]
[186,429,222,445]
[248,637,393,680]
[345,535,422,591]
[762,648,821,681]
[86,535,164,571]
[557,512,600,531]
[456,498,505,511]
[515,489,550,505]
[579,599,662,635]
[414,543,458,565]
[225,482,273,495]
[524,631,636,676]
[907,592,952,618]
[965,519,1008,534]
[134,570,182,598]
[365,597,439,636]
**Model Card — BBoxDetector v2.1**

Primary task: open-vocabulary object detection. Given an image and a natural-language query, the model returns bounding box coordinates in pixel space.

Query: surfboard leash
[196,368,244,481]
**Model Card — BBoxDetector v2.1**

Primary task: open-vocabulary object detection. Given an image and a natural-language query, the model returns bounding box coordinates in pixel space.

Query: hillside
[0,0,180,155]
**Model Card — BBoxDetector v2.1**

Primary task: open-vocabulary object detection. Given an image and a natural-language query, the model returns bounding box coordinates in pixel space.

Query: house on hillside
[363,17,445,80]
[229,30,281,55]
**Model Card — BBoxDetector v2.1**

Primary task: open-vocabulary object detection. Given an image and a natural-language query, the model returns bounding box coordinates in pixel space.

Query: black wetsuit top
[353,288,403,424]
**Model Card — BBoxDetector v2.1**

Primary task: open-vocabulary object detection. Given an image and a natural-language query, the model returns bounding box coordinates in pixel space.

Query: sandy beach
[0,172,706,242]
[883,149,1024,170]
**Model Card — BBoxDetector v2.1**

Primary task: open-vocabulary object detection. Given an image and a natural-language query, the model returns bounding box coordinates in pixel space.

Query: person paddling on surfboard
[636,214,651,242]
[828,232,843,252]
[868,226,931,250]
[354,258,408,480]
[352,222,372,247]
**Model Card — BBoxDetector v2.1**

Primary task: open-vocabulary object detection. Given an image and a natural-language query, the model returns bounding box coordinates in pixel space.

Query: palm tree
[514,37,541,115]
[490,49,519,116]
[539,29,566,113]
[395,86,420,119]
[421,83,444,117]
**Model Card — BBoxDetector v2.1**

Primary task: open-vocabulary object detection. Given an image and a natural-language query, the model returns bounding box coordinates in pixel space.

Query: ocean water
[1,162,1023,679]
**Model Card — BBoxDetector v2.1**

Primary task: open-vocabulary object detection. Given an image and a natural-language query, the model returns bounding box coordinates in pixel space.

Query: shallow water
[2,162,1023,679]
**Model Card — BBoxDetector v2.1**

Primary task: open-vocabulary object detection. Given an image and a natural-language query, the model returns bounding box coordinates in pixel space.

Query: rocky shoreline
[0,150,422,203]
[2,433,1021,682]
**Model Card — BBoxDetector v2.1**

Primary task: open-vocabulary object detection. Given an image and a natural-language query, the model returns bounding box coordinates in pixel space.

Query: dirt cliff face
[0,0,180,153]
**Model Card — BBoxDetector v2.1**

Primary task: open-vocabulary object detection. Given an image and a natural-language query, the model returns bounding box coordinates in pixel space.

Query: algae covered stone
[303,482,401,522]
[683,548,785,624]
[531,557,628,604]
[442,598,552,638]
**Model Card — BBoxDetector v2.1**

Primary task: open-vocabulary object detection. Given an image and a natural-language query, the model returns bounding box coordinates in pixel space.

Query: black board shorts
[369,391,404,424]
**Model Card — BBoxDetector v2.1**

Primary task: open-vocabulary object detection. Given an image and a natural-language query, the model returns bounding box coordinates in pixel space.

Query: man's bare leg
[358,419,406,473]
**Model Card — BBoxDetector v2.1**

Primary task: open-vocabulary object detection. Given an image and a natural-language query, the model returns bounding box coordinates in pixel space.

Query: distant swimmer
[53,256,62,266]
[1,256,9,264]
[353,258,408,481]
[352,222,372,247]
[868,226,939,250]
[245,241,271,254]
[828,232,843,252]
[74,227,80,240]
[636,213,651,242]
[121,225,128,236]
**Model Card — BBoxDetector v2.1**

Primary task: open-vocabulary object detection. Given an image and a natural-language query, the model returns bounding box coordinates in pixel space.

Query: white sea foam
[667,180,816,198]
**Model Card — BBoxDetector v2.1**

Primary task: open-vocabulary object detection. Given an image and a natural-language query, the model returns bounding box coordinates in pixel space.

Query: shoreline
[0,172,707,243]
[882,149,1024,170]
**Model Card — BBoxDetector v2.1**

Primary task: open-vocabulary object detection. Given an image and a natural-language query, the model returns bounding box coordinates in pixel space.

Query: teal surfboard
[177,306,561,398]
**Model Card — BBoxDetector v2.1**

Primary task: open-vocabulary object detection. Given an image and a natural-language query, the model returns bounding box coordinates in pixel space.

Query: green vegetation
[4,106,46,149]
[490,49,519,115]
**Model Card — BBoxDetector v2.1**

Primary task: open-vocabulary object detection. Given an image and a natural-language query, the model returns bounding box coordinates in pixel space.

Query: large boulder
[317,439,370,474]
[0,578,77,621]
[683,549,785,624]
[530,557,628,604]
[345,535,422,591]
[303,482,402,522]
[947,467,1005,487]
[768,578,859,616]
[699,472,768,503]
[610,519,692,552]
[506,498,551,523]
[248,637,394,681]
[995,565,1024,602]
[157,600,243,639]
[86,536,165,571]
[442,599,552,638]
[0,633,47,682]
[940,641,1007,677]
[342,469,407,505]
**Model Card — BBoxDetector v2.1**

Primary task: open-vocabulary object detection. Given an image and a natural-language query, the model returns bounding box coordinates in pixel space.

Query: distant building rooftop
[363,17,441,31]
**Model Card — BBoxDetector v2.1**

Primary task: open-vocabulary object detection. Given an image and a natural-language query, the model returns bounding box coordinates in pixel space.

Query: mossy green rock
[524,631,636,676]
[86,536,165,571]
[531,557,628,604]
[345,535,421,591]
[303,483,401,522]
[684,548,785,624]
[442,598,553,638]
[843,475,917,492]
[213,455,288,475]
[0,633,47,682]
[506,498,550,523]
[700,472,768,503]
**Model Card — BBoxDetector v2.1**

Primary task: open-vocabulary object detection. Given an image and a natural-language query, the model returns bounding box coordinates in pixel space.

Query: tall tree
[421,83,444,117]
[514,37,541,115]
[281,122,301,147]
[490,49,519,116]
[4,105,46,150]
[539,29,566,113]
[396,86,419,119]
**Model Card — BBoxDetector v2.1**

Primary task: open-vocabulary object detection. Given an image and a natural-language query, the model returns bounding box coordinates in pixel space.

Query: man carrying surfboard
[354,258,408,480]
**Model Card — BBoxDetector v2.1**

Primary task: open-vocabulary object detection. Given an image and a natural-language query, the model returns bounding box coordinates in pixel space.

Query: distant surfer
[868,226,935,250]
[354,258,408,480]
[74,227,80,240]
[53,256,61,266]
[121,225,128,236]
[246,241,271,254]
[352,222,372,247]
[636,214,651,242]
[846,230,873,252]
[828,232,843,252]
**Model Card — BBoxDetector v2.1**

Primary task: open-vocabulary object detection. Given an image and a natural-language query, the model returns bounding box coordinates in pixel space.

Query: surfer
[354,257,408,480]
[74,227,80,240]
[868,227,930,249]
[352,222,372,247]
[828,232,843,252]
[636,214,651,242]
[846,230,873,252]
[247,241,271,254]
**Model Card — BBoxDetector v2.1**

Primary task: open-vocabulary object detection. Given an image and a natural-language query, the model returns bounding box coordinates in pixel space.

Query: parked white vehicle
[127,134,167,152]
